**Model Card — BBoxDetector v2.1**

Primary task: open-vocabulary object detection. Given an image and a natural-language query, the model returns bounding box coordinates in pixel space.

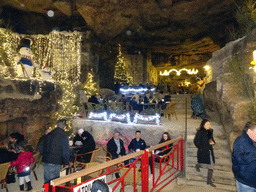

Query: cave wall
[0,78,61,146]
[203,29,256,150]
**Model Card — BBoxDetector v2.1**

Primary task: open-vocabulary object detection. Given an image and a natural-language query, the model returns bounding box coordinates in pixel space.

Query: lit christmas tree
[114,44,133,85]
[49,80,80,137]
[83,71,98,96]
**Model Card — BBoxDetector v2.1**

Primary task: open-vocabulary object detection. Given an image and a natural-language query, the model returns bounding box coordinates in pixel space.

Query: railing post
[180,138,184,171]
[141,149,149,192]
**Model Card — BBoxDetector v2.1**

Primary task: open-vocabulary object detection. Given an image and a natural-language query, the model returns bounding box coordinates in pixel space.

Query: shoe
[195,164,200,172]
[19,184,24,191]
[207,181,216,187]
[26,181,33,191]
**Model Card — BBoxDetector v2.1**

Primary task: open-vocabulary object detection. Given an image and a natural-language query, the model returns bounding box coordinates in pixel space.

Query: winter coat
[107,138,126,159]
[39,127,70,166]
[157,142,173,157]
[0,149,18,164]
[232,132,256,188]
[73,134,83,146]
[194,128,215,164]
[128,138,147,152]
[10,151,34,174]
[77,132,96,163]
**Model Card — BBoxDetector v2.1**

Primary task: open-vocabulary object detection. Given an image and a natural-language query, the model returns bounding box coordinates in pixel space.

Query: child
[10,145,35,191]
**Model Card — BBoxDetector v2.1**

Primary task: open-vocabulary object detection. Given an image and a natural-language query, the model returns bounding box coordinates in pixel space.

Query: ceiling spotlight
[47,10,54,17]
[20,3,25,7]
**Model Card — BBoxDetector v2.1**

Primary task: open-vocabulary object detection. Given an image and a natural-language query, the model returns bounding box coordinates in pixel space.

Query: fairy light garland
[120,87,155,94]
[88,112,160,125]
[0,28,82,135]
[160,68,199,76]
[114,44,133,84]
[83,71,98,96]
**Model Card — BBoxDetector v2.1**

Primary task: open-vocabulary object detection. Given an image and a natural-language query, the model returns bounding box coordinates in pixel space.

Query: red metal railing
[44,136,183,192]
[151,139,183,192]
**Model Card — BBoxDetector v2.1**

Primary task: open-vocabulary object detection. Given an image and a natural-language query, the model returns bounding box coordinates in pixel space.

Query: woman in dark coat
[77,131,96,163]
[194,119,216,187]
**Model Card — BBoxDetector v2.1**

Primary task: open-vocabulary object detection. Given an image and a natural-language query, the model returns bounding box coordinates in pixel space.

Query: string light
[83,71,98,97]
[133,113,160,125]
[0,28,82,135]
[114,44,133,84]
[120,87,155,94]
[88,112,108,121]
[160,68,199,76]
[88,112,160,125]
[203,65,210,71]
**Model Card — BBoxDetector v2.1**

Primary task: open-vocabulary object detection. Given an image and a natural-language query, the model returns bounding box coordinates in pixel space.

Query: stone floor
[1,113,236,192]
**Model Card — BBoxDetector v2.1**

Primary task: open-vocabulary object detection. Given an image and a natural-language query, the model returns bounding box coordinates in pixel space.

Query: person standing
[39,119,70,184]
[232,122,256,191]
[10,145,35,191]
[194,119,216,187]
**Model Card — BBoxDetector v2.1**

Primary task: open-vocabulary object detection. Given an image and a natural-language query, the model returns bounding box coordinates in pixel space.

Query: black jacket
[128,138,147,152]
[77,132,96,163]
[39,127,70,165]
[73,133,83,146]
[0,149,18,164]
[107,138,126,159]
[194,128,215,164]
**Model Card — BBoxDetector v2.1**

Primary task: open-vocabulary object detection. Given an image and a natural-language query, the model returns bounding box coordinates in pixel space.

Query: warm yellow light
[160,68,199,76]
[184,79,190,87]
[204,65,210,71]
[251,50,256,65]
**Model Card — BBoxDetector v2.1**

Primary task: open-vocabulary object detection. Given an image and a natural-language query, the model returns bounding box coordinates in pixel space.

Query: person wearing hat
[73,128,84,147]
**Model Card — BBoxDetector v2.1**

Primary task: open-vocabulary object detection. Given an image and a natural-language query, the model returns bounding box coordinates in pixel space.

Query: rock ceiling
[1,0,236,55]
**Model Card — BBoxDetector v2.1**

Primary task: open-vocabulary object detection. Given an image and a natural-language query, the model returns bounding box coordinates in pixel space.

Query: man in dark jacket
[128,130,147,164]
[232,122,256,191]
[128,130,147,152]
[39,119,70,183]
[107,131,126,159]
[107,130,126,179]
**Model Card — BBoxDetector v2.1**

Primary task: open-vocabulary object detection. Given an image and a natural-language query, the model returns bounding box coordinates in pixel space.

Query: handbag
[6,169,16,184]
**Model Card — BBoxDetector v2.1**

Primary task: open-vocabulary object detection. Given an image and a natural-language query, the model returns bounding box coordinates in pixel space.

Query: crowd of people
[1,118,256,191]
[86,89,172,114]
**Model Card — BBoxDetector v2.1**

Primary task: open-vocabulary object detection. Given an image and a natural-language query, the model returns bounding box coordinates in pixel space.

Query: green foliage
[143,107,160,115]
[226,56,254,100]
[88,104,105,113]
[232,0,256,39]
[107,105,125,114]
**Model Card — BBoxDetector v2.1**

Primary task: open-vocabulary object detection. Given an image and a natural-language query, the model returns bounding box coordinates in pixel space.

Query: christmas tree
[114,44,133,85]
[83,71,98,96]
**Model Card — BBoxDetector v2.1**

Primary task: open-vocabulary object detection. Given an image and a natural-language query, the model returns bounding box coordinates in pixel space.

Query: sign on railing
[73,175,107,192]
